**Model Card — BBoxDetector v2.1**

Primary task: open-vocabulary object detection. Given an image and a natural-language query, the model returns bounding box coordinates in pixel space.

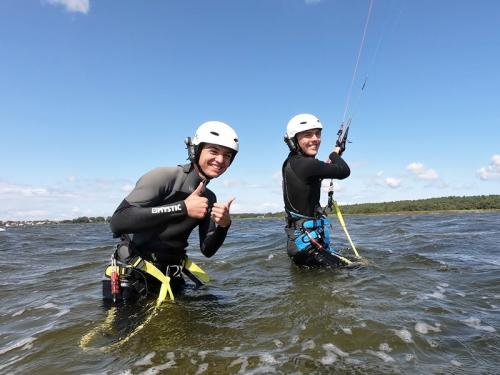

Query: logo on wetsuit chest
[152,204,182,214]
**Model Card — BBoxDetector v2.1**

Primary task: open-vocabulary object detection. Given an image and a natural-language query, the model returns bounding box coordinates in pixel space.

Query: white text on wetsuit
[152,204,182,214]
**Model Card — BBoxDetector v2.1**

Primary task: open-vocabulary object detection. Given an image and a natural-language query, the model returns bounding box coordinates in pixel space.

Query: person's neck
[193,163,209,182]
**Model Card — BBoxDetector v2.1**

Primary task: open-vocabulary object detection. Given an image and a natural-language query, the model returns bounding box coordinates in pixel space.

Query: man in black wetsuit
[104,121,239,302]
[282,113,350,267]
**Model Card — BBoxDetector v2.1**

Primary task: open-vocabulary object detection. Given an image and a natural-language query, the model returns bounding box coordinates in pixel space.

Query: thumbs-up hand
[185,182,209,219]
[211,197,235,227]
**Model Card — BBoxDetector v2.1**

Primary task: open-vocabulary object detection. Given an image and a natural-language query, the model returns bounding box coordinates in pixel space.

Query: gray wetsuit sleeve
[198,189,230,257]
[110,167,188,234]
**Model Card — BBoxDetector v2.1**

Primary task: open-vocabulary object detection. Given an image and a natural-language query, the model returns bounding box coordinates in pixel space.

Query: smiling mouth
[208,163,224,173]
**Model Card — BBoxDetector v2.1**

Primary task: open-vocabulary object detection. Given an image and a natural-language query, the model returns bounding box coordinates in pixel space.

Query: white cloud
[121,184,134,193]
[406,162,439,181]
[476,154,500,180]
[222,179,242,187]
[46,0,89,14]
[321,179,342,193]
[385,177,401,188]
[67,176,77,183]
[0,181,50,197]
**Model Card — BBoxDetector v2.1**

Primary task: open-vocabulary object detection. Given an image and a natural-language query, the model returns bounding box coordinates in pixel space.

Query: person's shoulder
[147,165,183,175]
[136,165,184,186]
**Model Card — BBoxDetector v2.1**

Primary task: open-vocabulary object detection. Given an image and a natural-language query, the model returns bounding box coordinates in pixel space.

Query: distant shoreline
[1,195,499,226]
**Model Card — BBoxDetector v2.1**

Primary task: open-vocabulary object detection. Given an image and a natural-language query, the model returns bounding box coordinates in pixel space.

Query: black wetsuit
[282,151,350,267]
[110,163,229,264]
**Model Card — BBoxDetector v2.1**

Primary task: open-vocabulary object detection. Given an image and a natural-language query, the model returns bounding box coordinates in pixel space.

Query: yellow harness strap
[182,258,210,284]
[129,257,174,305]
[332,200,360,257]
[104,257,210,305]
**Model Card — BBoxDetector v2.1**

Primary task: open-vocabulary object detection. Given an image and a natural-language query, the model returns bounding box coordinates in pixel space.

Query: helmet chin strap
[193,162,211,182]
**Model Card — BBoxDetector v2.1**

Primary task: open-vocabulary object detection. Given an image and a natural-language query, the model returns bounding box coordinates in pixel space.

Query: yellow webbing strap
[130,257,174,305]
[183,258,210,284]
[332,200,360,257]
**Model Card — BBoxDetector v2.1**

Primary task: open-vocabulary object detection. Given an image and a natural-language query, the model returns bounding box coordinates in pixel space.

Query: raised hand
[184,182,209,219]
[211,197,235,227]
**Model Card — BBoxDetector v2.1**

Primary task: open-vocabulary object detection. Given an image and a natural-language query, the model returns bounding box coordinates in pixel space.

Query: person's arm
[110,167,187,235]
[292,152,350,181]
[110,199,186,234]
[198,217,230,258]
[197,189,230,257]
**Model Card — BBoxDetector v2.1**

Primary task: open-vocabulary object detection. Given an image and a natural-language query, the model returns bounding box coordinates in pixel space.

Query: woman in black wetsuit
[282,113,350,267]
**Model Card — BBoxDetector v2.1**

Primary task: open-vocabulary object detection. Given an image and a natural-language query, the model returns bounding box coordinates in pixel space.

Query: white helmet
[186,121,239,166]
[192,121,239,153]
[286,113,323,139]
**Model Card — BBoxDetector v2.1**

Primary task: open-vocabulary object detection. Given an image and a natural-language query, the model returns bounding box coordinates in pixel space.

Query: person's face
[296,128,321,156]
[198,144,234,178]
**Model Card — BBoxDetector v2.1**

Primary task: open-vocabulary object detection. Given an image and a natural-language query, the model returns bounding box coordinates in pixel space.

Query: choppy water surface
[1,212,499,374]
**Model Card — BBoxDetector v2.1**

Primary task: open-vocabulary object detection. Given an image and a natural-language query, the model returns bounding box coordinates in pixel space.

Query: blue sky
[1,0,499,221]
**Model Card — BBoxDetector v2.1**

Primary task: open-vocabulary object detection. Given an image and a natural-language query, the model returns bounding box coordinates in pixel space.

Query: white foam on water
[322,343,349,357]
[198,350,210,360]
[405,354,415,362]
[134,352,156,366]
[490,304,498,309]
[229,357,248,373]
[0,336,36,355]
[273,339,283,348]
[426,338,439,348]
[117,370,132,375]
[436,286,446,293]
[439,283,449,288]
[195,363,208,375]
[260,353,278,365]
[341,327,352,335]
[138,360,176,375]
[291,335,300,344]
[360,322,367,328]
[37,303,57,309]
[345,357,362,365]
[300,324,306,330]
[223,347,231,351]
[366,350,395,363]
[400,291,408,295]
[393,329,413,343]
[456,292,466,297]
[301,339,315,351]
[450,360,462,367]
[425,291,445,299]
[12,309,25,317]
[379,343,392,352]
[462,317,496,332]
[320,353,337,365]
[266,254,274,261]
[166,352,175,361]
[415,322,441,334]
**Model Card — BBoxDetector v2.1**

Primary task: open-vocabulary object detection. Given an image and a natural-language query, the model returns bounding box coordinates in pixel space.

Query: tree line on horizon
[231,194,500,219]
[12,194,497,224]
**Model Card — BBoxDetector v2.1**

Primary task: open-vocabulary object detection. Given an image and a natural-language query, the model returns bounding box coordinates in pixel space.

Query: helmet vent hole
[300,121,307,125]
[210,131,220,136]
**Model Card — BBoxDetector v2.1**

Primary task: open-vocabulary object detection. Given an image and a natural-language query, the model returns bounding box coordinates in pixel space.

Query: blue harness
[288,211,333,253]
